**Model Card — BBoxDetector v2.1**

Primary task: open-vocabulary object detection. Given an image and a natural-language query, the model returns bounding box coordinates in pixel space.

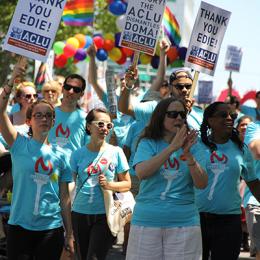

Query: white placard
[225,45,242,72]
[119,0,166,55]
[185,1,231,76]
[3,0,66,62]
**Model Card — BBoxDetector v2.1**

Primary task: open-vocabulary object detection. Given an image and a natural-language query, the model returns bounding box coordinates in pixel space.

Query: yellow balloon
[104,33,114,41]
[140,53,152,65]
[155,42,160,56]
[108,47,122,61]
[66,37,79,49]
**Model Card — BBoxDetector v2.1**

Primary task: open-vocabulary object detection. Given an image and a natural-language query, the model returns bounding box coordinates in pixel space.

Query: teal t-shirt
[102,93,134,147]
[241,105,260,121]
[9,135,72,231]
[48,107,89,155]
[132,138,206,228]
[244,121,260,207]
[195,139,257,214]
[70,144,129,214]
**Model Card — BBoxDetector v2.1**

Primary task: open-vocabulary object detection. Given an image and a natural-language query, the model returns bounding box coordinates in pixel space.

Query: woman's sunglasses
[212,111,238,120]
[23,94,38,99]
[92,121,114,130]
[173,84,192,90]
[166,111,187,119]
[63,84,82,94]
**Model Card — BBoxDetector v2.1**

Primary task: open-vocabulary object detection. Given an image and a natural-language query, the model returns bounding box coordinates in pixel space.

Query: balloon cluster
[53,32,187,69]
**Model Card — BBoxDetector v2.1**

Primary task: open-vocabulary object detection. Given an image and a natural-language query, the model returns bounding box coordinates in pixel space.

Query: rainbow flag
[62,0,94,26]
[162,6,181,46]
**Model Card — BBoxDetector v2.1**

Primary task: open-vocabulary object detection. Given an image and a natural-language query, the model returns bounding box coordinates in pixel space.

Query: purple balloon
[151,55,160,69]
[109,1,127,16]
[96,49,108,61]
[74,48,87,61]
[114,32,121,47]
[178,47,187,60]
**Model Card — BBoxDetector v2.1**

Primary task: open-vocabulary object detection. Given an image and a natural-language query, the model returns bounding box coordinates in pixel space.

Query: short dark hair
[64,74,86,91]
[85,107,111,135]
[226,95,240,109]
[169,69,193,85]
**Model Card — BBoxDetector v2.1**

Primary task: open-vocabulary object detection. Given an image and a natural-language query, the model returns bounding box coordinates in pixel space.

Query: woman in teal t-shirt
[197,101,260,260]
[126,97,208,260]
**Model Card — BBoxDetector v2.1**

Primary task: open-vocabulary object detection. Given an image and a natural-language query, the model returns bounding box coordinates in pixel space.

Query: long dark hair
[200,101,244,152]
[139,97,188,141]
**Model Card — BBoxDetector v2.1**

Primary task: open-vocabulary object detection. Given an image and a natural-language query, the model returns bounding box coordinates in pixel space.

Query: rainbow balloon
[62,0,94,26]
[162,6,181,46]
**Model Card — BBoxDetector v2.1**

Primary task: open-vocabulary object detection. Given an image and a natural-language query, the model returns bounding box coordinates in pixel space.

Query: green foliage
[0,0,117,85]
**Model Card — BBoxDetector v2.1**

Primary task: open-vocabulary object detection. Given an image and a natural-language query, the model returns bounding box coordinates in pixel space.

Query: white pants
[126,225,202,260]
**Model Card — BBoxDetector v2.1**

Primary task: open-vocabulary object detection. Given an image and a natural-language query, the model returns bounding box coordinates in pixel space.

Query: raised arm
[118,66,138,117]
[248,140,260,160]
[149,39,170,92]
[87,44,106,101]
[0,61,24,147]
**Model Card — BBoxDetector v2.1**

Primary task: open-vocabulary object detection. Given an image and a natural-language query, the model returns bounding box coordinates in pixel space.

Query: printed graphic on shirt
[207,151,228,200]
[160,157,182,200]
[55,123,70,147]
[32,157,53,216]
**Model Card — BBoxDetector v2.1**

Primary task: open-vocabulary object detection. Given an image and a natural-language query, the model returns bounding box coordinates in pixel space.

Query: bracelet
[125,84,134,90]
[3,87,11,95]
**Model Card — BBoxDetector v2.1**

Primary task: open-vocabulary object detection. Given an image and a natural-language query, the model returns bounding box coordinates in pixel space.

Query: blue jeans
[200,212,242,260]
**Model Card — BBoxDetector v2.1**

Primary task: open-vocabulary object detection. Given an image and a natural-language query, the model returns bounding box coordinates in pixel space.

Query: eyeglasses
[23,94,38,99]
[44,89,56,93]
[166,111,187,119]
[32,112,53,120]
[92,121,114,130]
[212,111,238,120]
[63,84,82,94]
[173,84,192,90]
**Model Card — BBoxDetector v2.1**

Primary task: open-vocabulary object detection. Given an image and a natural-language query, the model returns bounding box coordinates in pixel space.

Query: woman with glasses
[41,80,62,107]
[196,101,260,260]
[0,62,74,259]
[9,81,38,137]
[70,107,131,260]
[126,97,207,260]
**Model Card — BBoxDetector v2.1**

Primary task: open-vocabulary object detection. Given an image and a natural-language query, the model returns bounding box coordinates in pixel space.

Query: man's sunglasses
[212,111,238,120]
[173,84,192,90]
[92,121,114,130]
[63,84,82,94]
[23,94,38,99]
[166,111,187,119]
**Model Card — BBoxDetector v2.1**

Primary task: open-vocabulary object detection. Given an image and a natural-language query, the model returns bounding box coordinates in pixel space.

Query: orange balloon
[167,47,179,63]
[121,47,134,57]
[103,39,114,51]
[75,34,86,49]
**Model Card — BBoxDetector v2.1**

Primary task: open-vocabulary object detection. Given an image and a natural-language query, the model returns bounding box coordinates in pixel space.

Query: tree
[0,0,117,85]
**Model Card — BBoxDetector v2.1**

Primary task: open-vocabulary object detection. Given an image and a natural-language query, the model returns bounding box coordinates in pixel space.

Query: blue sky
[192,0,260,101]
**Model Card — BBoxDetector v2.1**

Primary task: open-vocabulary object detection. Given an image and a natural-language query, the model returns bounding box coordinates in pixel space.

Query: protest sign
[3,0,66,62]
[106,67,117,117]
[225,45,242,72]
[119,0,166,55]
[198,80,213,104]
[185,1,231,76]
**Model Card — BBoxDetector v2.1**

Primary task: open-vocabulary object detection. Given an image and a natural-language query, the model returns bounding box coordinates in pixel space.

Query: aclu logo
[123,32,133,41]
[190,46,217,64]
[10,27,23,40]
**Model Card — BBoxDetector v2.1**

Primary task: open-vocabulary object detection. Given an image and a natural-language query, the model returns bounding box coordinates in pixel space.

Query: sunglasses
[32,112,53,120]
[212,111,238,120]
[166,111,187,119]
[92,121,114,130]
[63,84,82,94]
[44,89,57,93]
[23,94,38,99]
[173,84,192,90]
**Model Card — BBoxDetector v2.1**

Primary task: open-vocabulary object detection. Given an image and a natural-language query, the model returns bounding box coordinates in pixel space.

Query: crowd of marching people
[0,43,259,260]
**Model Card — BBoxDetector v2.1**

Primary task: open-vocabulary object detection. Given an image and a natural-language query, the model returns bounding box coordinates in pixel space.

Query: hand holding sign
[9,56,27,86]
[125,66,138,90]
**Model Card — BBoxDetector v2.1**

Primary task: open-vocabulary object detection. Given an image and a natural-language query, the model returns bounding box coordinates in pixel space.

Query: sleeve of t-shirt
[133,139,156,168]
[133,101,157,123]
[244,122,259,145]
[116,147,130,174]
[70,150,79,174]
[59,151,73,182]
[9,134,26,156]
[241,146,257,182]
[124,123,135,148]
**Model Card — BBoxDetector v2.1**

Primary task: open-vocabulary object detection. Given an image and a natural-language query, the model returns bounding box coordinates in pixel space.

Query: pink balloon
[63,44,77,58]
